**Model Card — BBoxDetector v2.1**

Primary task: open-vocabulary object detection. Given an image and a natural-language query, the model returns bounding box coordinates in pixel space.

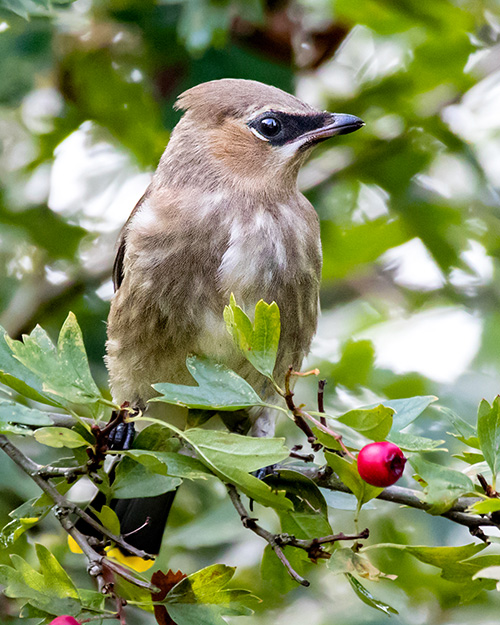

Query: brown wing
[112,234,126,291]
[112,191,150,291]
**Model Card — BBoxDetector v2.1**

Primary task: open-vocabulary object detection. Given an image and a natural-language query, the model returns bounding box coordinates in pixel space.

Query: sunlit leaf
[224,295,280,379]
[152,356,267,410]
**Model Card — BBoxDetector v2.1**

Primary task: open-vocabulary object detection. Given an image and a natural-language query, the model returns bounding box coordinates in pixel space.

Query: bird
[99,78,364,562]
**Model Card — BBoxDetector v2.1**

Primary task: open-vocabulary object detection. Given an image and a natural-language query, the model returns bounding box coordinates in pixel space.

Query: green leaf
[328,548,397,581]
[372,543,488,584]
[477,397,500,478]
[113,460,182,499]
[384,396,438,431]
[0,543,81,617]
[473,565,500,588]
[325,451,383,506]
[119,450,212,481]
[152,356,267,410]
[133,423,181,453]
[224,295,280,379]
[180,429,289,473]
[0,399,53,435]
[439,405,480,448]
[161,425,292,511]
[4,314,102,406]
[319,488,376,511]
[356,396,437,435]
[77,587,106,612]
[266,470,332,538]
[409,455,475,514]
[92,505,121,536]
[163,564,256,625]
[261,543,308,594]
[387,431,447,452]
[346,574,398,615]
[33,427,88,449]
[0,517,40,550]
[0,328,63,408]
[337,405,394,441]
[453,451,484,465]
[467,498,500,515]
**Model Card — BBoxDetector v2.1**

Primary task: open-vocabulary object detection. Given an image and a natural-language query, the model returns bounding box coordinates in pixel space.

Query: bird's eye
[257,117,282,138]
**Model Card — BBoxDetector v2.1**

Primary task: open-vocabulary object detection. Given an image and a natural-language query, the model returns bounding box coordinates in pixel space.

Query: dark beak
[301,113,365,146]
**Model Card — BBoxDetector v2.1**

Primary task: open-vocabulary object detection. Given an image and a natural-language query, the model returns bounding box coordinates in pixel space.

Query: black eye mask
[248,111,332,146]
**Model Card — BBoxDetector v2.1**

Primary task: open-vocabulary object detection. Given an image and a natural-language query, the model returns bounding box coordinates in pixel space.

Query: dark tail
[76,489,177,556]
[112,490,177,554]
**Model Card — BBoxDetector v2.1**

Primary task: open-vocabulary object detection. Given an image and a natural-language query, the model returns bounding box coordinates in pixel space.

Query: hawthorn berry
[49,617,80,625]
[357,441,406,487]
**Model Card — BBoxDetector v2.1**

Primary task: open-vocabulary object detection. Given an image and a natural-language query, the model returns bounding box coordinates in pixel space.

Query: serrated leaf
[467,498,500,514]
[224,294,280,379]
[337,405,394,441]
[325,451,383,506]
[152,356,266,410]
[387,431,447,452]
[33,427,88,449]
[453,451,484,465]
[373,543,488,583]
[439,405,480,448]
[156,424,292,511]
[477,397,500,478]
[162,564,256,625]
[3,314,102,406]
[0,328,63,408]
[0,543,81,616]
[346,574,398,615]
[0,399,53,435]
[409,455,475,514]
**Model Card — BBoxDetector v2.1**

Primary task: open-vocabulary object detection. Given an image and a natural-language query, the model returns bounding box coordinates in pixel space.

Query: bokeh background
[2,0,500,623]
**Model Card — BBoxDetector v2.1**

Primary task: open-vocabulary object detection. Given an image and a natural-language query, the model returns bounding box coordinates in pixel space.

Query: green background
[1,0,500,622]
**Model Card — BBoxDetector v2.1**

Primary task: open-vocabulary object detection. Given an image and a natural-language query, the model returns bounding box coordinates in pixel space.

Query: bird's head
[158,79,364,195]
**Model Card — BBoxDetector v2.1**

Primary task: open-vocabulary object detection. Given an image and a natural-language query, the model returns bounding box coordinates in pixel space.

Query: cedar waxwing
[101,79,364,559]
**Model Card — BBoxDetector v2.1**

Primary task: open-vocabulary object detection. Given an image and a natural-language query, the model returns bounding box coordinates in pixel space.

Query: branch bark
[312,468,498,532]
[0,435,157,576]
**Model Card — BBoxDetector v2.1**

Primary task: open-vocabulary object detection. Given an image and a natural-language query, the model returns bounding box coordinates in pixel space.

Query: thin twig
[318,379,327,427]
[283,367,317,444]
[227,484,310,586]
[0,435,154,562]
[477,473,498,498]
[227,484,370,583]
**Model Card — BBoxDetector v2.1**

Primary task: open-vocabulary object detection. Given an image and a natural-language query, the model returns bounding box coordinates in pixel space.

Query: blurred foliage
[2,0,500,623]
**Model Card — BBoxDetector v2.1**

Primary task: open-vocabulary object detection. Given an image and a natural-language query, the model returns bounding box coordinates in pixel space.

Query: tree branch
[312,468,498,533]
[226,484,369,584]
[0,435,156,569]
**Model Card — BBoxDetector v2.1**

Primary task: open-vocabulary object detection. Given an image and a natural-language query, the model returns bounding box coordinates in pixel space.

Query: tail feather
[112,490,177,554]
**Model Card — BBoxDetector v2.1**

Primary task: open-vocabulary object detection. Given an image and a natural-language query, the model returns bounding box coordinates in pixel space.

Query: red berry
[357,441,406,487]
[49,617,80,625]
